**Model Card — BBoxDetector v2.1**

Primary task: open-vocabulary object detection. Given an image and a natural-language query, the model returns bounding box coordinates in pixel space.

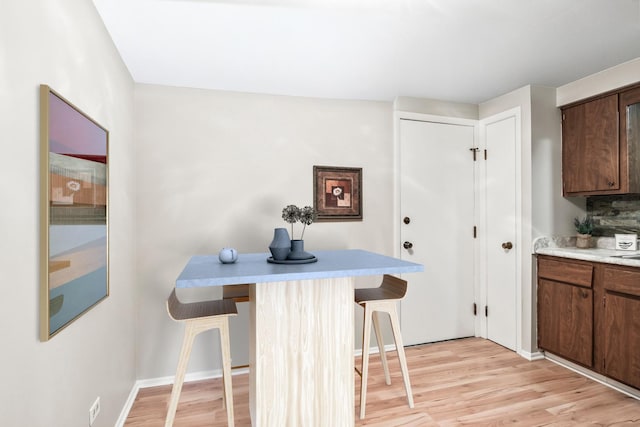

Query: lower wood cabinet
[602,267,640,389]
[538,255,640,390]
[537,257,594,367]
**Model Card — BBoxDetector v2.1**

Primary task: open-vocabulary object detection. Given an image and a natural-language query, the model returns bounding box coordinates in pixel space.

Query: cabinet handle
[502,242,513,250]
[607,181,615,187]
[403,241,413,250]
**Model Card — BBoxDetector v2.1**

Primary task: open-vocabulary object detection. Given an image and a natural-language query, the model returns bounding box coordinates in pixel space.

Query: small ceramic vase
[269,228,291,260]
[287,239,314,260]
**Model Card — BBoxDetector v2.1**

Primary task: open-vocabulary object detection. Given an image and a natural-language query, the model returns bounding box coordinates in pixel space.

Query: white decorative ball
[218,247,238,264]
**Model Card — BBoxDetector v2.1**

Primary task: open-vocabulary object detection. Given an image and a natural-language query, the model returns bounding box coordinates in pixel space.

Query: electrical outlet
[89,397,100,426]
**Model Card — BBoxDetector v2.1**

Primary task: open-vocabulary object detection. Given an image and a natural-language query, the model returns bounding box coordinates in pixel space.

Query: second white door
[482,110,519,351]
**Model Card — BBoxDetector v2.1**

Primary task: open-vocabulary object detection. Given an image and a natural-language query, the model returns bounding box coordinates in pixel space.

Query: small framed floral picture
[313,165,362,221]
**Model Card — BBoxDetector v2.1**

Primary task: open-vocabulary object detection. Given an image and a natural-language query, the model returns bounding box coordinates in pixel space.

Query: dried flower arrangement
[282,205,317,240]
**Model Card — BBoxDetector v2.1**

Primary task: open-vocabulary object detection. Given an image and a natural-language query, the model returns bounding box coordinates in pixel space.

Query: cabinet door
[604,292,640,389]
[602,266,640,389]
[538,279,593,367]
[620,86,640,192]
[562,94,619,195]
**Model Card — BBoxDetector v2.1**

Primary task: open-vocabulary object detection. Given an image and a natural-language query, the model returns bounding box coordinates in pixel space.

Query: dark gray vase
[269,228,291,260]
[287,239,314,260]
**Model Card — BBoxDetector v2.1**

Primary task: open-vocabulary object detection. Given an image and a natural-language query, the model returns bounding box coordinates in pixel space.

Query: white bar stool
[355,274,414,419]
[165,289,238,427]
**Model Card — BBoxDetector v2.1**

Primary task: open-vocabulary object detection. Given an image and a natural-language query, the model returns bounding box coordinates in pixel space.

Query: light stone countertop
[533,236,640,268]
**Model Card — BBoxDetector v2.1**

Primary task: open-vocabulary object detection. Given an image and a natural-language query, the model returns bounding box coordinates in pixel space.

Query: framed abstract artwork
[40,85,109,340]
[313,165,362,221]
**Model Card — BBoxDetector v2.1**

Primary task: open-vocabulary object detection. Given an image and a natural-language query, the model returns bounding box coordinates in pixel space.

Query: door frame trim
[394,105,529,356]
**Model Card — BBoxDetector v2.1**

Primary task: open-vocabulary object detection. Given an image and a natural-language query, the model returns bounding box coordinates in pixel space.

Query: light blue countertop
[176,249,424,288]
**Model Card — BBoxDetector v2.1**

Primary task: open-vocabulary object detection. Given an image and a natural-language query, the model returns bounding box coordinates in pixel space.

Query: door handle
[403,241,413,250]
[502,242,513,250]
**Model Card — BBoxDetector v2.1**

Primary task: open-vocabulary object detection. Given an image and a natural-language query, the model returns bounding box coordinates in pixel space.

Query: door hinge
[473,303,477,316]
[484,149,488,160]
[473,226,477,238]
[469,147,479,161]
[603,295,606,307]
[485,305,488,317]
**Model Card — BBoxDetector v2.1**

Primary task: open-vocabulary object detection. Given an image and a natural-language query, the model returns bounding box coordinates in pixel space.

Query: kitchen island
[176,249,423,426]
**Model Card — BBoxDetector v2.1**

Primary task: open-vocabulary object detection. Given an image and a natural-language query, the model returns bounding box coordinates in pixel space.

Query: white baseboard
[115,366,250,427]
[115,345,397,425]
[115,382,140,427]
[518,349,545,361]
[117,343,404,425]
[355,343,397,357]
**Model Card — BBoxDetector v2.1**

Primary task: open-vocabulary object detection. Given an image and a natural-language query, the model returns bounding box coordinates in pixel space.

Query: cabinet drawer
[603,267,640,297]
[538,257,594,288]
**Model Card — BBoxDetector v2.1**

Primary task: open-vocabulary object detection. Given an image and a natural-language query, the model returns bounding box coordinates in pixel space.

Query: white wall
[530,86,585,238]
[134,84,394,379]
[529,86,585,355]
[0,1,136,426]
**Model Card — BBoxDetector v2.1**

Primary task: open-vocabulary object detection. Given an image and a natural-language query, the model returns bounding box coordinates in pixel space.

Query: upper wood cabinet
[562,94,618,195]
[561,84,640,196]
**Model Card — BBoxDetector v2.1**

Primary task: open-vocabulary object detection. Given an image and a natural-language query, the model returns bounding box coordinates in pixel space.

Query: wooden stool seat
[165,289,238,427]
[355,274,414,419]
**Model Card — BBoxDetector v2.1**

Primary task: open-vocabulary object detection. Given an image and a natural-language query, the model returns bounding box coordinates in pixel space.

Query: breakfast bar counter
[176,249,423,426]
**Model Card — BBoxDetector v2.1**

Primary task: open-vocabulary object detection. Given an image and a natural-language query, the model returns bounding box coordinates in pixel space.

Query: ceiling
[92,0,640,104]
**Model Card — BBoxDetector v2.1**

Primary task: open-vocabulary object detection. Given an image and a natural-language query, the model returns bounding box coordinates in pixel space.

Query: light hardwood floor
[125,337,640,426]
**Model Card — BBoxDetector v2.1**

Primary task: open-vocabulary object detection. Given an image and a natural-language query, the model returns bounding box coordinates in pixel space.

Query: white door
[399,118,476,346]
[482,110,519,351]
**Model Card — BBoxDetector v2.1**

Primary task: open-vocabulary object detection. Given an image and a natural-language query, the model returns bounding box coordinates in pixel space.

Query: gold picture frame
[40,85,109,340]
[313,165,362,221]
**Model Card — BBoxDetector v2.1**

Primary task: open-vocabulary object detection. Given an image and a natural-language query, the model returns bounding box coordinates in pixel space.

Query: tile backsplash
[587,195,640,236]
